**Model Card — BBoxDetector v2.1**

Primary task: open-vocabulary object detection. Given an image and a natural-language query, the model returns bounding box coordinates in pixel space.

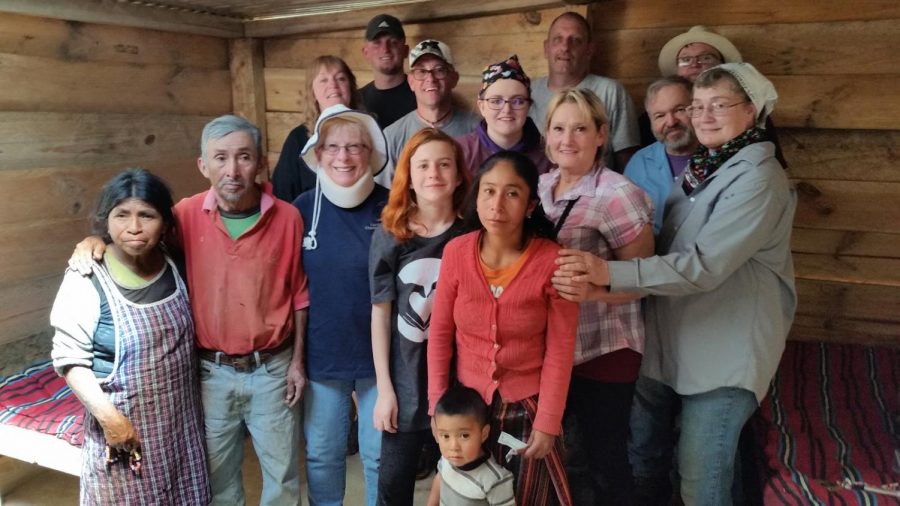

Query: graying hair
[645,76,693,108]
[200,115,262,161]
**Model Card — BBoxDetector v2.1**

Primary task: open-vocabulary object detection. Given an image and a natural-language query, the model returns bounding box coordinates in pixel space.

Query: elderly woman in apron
[51,168,208,505]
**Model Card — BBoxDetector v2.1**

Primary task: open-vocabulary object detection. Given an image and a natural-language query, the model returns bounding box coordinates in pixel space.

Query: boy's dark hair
[435,385,490,427]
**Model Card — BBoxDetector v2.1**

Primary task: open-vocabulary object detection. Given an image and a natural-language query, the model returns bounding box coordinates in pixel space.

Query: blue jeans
[629,376,757,506]
[303,377,380,506]
[200,348,301,506]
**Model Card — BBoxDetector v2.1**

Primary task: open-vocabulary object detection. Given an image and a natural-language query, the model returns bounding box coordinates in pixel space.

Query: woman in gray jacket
[553,62,796,506]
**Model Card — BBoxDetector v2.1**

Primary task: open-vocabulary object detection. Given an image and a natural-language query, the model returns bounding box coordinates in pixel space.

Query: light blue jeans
[629,375,757,506]
[303,377,380,506]
[200,348,301,506]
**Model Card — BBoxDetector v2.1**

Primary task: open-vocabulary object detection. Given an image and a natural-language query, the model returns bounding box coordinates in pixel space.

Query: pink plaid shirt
[539,165,654,364]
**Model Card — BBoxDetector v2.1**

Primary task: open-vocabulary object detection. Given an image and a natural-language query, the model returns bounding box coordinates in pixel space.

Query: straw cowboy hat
[658,26,742,76]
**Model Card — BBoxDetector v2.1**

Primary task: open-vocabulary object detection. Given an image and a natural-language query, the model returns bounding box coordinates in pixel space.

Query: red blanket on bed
[753,341,899,504]
[0,361,83,446]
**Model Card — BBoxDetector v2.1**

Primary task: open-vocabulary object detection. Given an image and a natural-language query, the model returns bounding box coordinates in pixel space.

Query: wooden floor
[1,438,432,505]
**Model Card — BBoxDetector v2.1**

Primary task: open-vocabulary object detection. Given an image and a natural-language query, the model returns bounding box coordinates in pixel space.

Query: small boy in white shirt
[427,385,516,506]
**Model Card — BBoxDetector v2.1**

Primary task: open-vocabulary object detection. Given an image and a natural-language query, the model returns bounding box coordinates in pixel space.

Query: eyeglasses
[479,96,531,110]
[411,66,450,81]
[321,143,369,155]
[686,101,748,117]
[677,53,722,67]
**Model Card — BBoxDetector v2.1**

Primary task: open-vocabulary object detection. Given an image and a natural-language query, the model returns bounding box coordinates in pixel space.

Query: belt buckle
[231,356,254,372]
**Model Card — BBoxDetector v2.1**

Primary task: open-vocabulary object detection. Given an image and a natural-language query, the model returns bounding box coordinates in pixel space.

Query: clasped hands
[551,248,611,302]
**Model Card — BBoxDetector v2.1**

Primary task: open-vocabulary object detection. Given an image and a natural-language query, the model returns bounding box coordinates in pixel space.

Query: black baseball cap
[365,14,405,41]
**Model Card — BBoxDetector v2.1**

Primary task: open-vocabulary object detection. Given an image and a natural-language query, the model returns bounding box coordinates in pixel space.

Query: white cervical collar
[318,170,374,209]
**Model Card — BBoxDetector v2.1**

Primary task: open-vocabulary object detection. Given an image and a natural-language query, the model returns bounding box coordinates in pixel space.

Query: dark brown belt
[198,339,292,372]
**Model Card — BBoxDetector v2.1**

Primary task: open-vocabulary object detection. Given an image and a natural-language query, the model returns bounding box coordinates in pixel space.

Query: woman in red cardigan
[427,150,579,506]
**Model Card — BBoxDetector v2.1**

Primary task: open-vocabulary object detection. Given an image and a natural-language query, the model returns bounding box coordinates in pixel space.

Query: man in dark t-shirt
[360,14,417,129]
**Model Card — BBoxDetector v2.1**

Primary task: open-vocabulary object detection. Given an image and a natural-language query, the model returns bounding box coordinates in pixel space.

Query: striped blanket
[753,341,899,504]
[0,361,83,446]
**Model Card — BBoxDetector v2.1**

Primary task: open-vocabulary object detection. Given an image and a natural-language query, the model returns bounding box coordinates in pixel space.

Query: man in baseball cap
[375,39,478,187]
[360,14,415,129]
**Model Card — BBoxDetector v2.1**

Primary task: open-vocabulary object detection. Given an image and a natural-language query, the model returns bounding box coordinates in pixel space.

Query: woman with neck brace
[292,104,389,506]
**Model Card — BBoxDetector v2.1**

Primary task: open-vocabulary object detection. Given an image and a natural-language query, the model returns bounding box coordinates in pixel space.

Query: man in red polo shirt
[71,115,308,505]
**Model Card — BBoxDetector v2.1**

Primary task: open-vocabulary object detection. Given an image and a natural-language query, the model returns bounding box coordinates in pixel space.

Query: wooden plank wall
[585,0,900,346]
[263,2,898,347]
[0,11,230,370]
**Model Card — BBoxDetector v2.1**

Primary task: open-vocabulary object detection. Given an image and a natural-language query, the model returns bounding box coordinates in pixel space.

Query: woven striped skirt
[488,394,572,506]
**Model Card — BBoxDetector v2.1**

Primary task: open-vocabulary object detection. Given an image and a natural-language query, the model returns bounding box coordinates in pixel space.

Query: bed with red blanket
[0,361,83,476]
[752,341,900,504]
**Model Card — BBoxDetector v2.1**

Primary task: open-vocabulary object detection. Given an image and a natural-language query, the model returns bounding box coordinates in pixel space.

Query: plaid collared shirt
[539,165,654,364]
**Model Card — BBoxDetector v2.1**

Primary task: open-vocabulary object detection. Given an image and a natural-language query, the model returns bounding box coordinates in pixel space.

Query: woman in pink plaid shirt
[539,88,655,505]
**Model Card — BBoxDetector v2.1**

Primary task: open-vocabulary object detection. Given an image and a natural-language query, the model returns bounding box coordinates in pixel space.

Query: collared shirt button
[491,324,497,330]
[689,197,695,202]
[493,379,499,384]
[493,343,500,349]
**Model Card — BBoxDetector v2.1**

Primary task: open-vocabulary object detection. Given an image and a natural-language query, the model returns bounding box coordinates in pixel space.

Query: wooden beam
[0,0,244,38]
[245,0,568,38]
[587,0,900,30]
[230,38,268,156]
[592,20,900,79]
[0,53,231,115]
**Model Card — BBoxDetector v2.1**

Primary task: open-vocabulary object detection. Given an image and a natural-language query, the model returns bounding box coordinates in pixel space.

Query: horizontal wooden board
[795,279,900,323]
[780,129,899,182]
[588,0,900,30]
[0,0,244,38]
[264,31,549,80]
[0,162,206,227]
[793,252,900,287]
[0,53,231,115]
[788,323,899,347]
[0,11,227,68]
[792,228,900,259]
[792,180,900,234]
[0,218,93,286]
[773,74,900,130]
[247,1,578,38]
[592,20,900,79]
[0,112,210,171]
[789,316,900,347]
[267,111,306,154]
[0,274,61,348]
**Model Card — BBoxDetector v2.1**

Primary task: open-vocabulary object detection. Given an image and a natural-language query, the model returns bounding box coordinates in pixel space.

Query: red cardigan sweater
[427,231,579,435]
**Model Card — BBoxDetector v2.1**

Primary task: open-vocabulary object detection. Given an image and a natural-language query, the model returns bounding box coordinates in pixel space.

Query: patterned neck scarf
[682,126,767,194]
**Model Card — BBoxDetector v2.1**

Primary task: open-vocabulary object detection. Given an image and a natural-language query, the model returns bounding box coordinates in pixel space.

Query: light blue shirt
[624,141,677,235]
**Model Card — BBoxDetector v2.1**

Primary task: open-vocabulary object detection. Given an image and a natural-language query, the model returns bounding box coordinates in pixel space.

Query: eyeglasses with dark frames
[411,66,450,81]
[479,96,531,110]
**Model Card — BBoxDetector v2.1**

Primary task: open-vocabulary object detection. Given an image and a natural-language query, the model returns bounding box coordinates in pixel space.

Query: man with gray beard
[624,76,698,235]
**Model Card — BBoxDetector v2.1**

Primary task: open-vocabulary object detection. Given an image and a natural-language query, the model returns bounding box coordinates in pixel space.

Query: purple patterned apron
[80,258,209,505]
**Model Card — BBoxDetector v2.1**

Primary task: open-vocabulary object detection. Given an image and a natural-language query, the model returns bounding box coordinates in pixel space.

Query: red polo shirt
[174,184,309,355]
